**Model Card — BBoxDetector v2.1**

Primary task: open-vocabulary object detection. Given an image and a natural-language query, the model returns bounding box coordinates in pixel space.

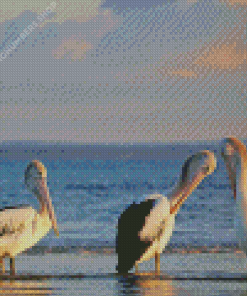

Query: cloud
[0,0,105,24]
[193,13,247,71]
[118,20,246,83]
[194,42,247,70]
[115,34,246,83]
[220,0,247,7]
[52,34,92,61]
[95,10,119,37]
[114,50,200,83]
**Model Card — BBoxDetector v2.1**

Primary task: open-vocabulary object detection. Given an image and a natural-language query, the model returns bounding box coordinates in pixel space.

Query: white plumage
[116,150,217,274]
[0,160,59,275]
[137,195,175,264]
[221,137,247,254]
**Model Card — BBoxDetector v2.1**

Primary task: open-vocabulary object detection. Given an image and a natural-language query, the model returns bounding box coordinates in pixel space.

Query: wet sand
[22,245,241,255]
[0,252,246,295]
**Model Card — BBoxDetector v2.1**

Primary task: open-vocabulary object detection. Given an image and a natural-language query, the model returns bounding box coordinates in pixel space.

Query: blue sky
[0,0,246,143]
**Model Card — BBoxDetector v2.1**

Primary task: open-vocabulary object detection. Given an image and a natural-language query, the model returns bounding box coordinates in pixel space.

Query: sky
[0,0,246,144]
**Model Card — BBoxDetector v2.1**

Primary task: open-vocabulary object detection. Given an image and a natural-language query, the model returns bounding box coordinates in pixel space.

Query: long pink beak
[39,179,59,236]
[222,152,237,200]
[170,170,205,215]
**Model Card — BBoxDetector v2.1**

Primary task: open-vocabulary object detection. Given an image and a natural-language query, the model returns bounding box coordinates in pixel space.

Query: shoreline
[22,245,243,255]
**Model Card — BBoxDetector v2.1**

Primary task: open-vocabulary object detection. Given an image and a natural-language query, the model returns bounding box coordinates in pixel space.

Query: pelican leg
[135,262,139,274]
[0,257,5,274]
[10,257,15,275]
[155,252,160,275]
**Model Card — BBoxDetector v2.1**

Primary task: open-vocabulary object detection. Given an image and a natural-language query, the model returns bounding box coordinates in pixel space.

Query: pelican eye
[203,165,210,173]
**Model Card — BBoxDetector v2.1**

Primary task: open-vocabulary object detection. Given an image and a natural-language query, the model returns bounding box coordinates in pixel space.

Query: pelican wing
[144,194,164,200]
[139,195,171,241]
[116,199,155,273]
[0,206,36,238]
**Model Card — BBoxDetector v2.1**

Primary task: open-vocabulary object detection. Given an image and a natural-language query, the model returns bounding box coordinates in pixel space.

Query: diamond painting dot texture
[0,0,247,295]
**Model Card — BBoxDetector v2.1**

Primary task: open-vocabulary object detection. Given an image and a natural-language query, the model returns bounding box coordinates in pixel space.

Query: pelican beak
[39,179,59,236]
[222,152,237,200]
[171,171,206,214]
[188,171,206,194]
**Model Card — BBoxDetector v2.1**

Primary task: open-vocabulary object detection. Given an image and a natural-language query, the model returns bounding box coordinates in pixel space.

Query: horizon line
[0,139,225,146]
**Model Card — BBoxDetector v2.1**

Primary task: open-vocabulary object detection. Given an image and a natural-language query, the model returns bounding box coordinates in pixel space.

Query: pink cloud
[52,33,93,61]
[96,10,119,37]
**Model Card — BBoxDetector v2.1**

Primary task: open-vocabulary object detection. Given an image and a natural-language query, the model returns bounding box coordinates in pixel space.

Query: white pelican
[0,160,59,275]
[116,150,216,274]
[221,137,247,254]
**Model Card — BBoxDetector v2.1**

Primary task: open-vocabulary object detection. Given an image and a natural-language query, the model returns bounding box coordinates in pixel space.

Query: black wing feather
[116,199,155,273]
[0,204,31,212]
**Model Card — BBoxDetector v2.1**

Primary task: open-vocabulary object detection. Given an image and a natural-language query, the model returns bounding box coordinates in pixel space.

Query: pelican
[116,150,216,274]
[221,137,247,254]
[0,160,59,275]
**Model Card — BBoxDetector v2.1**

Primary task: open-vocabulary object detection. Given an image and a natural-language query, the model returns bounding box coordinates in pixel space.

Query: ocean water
[0,141,240,250]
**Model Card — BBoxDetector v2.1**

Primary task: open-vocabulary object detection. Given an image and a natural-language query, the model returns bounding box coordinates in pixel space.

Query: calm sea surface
[0,141,240,249]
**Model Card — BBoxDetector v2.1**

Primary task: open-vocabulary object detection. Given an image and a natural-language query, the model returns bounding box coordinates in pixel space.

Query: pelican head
[171,150,217,214]
[181,150,217,188]
[221,137,247,199]
[25,160,59,236]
